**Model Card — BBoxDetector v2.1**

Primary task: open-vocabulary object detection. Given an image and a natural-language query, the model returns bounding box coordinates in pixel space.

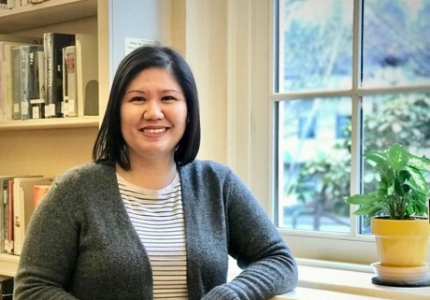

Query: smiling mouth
[141,128,167,134]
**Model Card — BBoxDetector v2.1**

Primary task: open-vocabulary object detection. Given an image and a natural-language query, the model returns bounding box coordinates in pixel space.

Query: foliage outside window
[275,0,430,234]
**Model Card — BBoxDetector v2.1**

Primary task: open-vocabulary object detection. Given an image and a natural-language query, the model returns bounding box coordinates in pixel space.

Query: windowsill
[229,258,430,300]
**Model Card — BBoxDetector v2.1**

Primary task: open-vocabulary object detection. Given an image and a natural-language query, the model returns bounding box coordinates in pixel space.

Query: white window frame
[227,0,430,265]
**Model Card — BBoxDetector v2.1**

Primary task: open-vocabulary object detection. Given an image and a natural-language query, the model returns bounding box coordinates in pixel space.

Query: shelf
[0,116,99,131]
[0,253,19,276]
[0,0,97,34]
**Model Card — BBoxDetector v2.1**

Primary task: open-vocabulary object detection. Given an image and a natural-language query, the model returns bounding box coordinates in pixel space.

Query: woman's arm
[13,181,81,300]
[203,170,298,300]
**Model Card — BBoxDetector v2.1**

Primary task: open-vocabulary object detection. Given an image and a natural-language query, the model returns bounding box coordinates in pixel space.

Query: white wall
[183,0,228,165]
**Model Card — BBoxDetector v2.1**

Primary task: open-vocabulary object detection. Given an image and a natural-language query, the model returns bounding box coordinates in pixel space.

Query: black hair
[92,44,201,170]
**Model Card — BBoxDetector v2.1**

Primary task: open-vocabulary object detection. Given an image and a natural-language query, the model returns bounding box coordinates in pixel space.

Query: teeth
[143,128,166,134]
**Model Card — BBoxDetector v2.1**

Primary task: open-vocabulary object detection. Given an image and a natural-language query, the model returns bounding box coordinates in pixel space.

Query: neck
[117,157,177,190]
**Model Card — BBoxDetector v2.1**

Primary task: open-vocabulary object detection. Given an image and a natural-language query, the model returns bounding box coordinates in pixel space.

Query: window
[261,0,430,261]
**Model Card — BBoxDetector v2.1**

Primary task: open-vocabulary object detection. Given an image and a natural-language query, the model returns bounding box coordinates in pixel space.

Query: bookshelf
[0,0,100,277]
[0,0,97,33]
[0,0,171,278]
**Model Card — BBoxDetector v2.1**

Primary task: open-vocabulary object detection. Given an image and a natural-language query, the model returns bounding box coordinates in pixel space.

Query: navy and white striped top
[117,173,188,300]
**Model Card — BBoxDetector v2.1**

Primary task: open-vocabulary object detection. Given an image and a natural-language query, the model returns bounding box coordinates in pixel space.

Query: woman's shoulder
[181,159,232,175]
[54,161,115,185]
[179,159,240,187]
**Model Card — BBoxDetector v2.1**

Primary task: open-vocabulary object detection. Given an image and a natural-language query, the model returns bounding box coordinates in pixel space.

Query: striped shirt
[117,173,188,300]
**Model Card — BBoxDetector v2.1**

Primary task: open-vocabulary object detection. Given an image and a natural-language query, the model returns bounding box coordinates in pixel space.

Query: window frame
[227,0,430,265]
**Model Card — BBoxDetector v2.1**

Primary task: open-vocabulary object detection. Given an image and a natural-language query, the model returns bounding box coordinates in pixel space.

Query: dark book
[43,32,75,118]
[20,44,44,120]
[0,275,14,300]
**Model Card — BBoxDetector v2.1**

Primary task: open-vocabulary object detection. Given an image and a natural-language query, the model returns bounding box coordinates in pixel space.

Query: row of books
[0,0,50,10]
[0,32,99,121]
[0,274,14,300]
[0,175,52,256]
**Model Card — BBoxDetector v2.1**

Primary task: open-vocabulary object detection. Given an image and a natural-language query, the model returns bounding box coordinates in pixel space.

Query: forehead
[130,67,178,85]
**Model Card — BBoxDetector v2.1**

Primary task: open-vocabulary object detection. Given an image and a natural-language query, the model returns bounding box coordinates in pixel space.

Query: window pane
[362,0,430,87]
[360,92,430,233]
[279,0,353,92]
[277,98,351,232]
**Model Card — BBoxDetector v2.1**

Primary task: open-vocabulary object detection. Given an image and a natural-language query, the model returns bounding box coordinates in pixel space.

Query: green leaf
[345,193,378,205]
[387,143,409,171]
[409,154,430,173]
[405,166,430,196]
[394,180,410,196]
[364,151,387,166]
[354,206,376,216]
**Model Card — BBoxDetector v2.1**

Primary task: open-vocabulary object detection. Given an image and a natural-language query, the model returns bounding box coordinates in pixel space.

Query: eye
[130,96,145,102]
[161,96,176,101]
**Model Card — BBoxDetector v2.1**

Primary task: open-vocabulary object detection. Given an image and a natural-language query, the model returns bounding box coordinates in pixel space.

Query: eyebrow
[125,88,182,94]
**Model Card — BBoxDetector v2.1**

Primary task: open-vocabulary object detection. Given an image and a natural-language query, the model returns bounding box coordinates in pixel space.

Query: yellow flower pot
[372,218,430,267]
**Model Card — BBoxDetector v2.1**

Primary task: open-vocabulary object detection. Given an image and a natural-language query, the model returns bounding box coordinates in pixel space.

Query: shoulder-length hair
[92,45,200,170]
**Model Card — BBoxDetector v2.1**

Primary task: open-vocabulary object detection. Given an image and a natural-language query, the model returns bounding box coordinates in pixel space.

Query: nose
[143,100,164,120]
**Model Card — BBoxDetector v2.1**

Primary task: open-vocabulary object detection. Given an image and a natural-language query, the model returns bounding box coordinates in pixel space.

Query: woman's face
[120,67,187,165]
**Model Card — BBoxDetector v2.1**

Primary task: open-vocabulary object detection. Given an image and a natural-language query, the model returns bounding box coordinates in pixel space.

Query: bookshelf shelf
[0,253,19,276]
[0,0,97,34]
[0,116,99,131]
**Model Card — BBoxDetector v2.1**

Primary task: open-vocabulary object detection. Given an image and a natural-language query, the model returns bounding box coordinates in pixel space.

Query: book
[0,275,14,300]
[33,184,51,208]
[75,34,99,116]
[19,44,44,120]
[43,32,75,118]
[5,180,13,254]
[0,0,13,10]
[0,177,14,253]
[0,42,28,121]
[30,51,45,119]
[0,175,42,254]
[12,176,50,255]
[62,45,77,117]
[11,47,22,120]
[0,35,41,121]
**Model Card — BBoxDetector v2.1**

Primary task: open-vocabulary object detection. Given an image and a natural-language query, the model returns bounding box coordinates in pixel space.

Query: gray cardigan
[14,160,298,300]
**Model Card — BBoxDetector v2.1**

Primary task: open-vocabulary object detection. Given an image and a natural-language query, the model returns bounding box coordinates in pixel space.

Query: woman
[14,45,298,300]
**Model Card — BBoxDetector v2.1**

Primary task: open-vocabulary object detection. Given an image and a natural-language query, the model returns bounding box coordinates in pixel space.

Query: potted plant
[345,143,430,270]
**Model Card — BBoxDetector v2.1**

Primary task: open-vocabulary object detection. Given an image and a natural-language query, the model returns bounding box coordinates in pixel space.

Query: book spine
[33,184,50,208]
[20,46,30,120]
[3,45,13,121]
[44,33,54,117]
[43,33,75,118]
[11,47,21,120]
[29,46,44,119]
[0,180,7,253]
[4,180,13,254]
[13,180,23,255]
[63,46,77,117]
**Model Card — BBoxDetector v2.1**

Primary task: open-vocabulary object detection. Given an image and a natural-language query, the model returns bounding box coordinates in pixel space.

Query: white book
[12,176,52,256]
[75,34,98,117]
[62,45,77,117]
[0,42,30,121]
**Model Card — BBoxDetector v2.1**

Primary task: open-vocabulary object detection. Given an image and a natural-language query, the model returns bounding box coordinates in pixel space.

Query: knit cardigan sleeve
[13,173,82,300]
[201,166,298,300]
